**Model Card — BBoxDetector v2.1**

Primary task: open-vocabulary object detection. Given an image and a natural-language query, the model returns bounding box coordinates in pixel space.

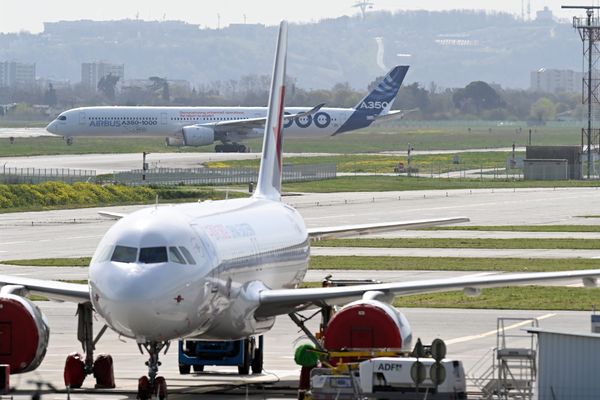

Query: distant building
[0,61,36,88]
[530,68,582,94]
[536,6,554,22]
[81,62,125,91]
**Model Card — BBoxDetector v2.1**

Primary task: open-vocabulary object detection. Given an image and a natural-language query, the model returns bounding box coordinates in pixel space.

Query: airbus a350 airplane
[3,21,600,400]
[45,65,409,152]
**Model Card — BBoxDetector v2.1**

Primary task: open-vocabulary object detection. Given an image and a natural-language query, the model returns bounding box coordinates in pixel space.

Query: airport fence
[112,163,337,186]
[0,166,96,184]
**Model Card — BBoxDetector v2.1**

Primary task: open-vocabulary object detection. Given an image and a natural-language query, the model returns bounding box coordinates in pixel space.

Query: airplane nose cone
[46,121,58,134]
[90,262,208,341]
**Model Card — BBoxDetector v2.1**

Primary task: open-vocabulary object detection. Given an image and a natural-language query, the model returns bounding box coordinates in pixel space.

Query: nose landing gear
[137,341,170,400]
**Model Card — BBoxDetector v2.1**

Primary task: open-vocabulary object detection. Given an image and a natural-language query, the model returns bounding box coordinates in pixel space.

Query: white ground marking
[445,313,556,345]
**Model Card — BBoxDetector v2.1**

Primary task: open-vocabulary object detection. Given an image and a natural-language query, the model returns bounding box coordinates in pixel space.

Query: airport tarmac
[3,187,600,398]
[8,302,593,399]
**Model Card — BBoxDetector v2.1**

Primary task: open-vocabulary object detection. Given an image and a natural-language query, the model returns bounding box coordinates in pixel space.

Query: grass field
[207,151,520,174]
[395,286,600,311]
[1,257,90,266]
[310,256,600,272]
[0,124,581,157]
[282,176,600,192]
[6,255,600,272]
[313,237,600,249]
[428,225,600,232]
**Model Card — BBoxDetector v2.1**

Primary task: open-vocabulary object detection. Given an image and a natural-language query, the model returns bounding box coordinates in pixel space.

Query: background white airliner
[3,21,600,400]
[45,65,409,152]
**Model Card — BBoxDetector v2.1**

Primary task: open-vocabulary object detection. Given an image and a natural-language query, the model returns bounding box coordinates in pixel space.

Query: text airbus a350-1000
[45,65,409,152]
[3,21,600,400]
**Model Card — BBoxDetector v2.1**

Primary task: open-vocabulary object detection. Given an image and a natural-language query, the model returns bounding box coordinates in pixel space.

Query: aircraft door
[160,112,167,125]
[78,112,86,125]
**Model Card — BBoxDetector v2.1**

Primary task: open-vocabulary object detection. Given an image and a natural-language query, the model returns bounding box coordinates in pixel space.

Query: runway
[3,187,600,261]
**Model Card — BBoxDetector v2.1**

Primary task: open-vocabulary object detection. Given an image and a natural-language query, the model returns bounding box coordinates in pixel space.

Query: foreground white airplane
[2,21,600,400]
[45,65,410,152]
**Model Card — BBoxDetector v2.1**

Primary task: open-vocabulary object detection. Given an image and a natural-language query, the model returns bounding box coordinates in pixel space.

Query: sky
[1,0,599,33]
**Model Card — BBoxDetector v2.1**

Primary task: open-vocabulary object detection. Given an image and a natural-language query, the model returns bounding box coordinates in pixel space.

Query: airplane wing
[204,103,325,132]
[0,275,89,303]
[255,269,600,318]
[308,217,469,240]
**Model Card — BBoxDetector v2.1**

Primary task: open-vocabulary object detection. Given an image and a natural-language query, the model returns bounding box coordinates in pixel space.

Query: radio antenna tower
[353,0,374,19]
[563,5,600,178]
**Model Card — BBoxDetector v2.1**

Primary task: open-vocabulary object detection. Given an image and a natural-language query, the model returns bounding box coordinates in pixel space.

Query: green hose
[294,344,319,367]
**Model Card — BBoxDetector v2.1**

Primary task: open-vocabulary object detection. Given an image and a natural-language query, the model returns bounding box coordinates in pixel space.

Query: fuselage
[88,197,310,343]
[46,106,362,140]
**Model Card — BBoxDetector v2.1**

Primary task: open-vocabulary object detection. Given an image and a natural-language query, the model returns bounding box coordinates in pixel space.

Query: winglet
[254,21,288,201]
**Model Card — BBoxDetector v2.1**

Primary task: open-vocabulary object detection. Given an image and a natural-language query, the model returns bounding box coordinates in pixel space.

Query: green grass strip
[395,286,600,311]
[7,255,600,272]
[313,238,600,250]
[427,225,600,232]
[298,283,600,310]
[1,257,91,267]
[309,256,600,272]
[283,176,600,193]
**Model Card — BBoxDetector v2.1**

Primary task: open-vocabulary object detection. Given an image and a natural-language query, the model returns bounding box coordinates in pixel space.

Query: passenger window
[111,245,138,263]
[179,247,196,265]
[139,247,168,263]
[169,247,186,264]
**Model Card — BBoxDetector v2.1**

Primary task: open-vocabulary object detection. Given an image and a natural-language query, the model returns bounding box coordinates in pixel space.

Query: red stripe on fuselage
[275,85,286,169]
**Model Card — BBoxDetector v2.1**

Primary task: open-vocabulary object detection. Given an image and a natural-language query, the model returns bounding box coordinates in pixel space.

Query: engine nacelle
[0,294,50,374]
[323,299,412,352]
[182,126,215,147]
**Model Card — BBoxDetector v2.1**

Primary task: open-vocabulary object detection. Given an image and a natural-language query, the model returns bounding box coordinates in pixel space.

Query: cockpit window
[57,115,67,121]
[179,246,196,265]
[168,247,186,264]
[139,247,168,264]
[111,245,137,263]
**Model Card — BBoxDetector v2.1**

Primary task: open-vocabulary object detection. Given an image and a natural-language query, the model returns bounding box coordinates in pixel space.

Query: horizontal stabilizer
[98,211,126,220]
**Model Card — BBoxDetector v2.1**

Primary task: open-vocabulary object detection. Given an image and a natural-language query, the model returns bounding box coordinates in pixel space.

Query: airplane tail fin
[353,65,409,116]
[253,21,288,201]
[332,65,409,136]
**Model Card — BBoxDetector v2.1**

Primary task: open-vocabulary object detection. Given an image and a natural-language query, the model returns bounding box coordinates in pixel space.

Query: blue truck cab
[178,336,264,375]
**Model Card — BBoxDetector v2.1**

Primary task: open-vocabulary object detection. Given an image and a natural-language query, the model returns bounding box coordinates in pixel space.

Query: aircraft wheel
[193,364,204,372]
[155,376,168,400]
[137,376,151,400]
[178,364,190,374]
[65,137,74,145]
[215,144,224,152]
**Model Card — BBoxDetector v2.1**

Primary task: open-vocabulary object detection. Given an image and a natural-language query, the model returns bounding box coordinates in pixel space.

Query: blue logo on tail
[333,65,409,135]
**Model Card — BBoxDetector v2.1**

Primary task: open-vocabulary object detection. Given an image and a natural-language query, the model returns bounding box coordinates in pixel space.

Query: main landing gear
[215,143,250,153]
[63,303,114,389]
[137,341,170,400]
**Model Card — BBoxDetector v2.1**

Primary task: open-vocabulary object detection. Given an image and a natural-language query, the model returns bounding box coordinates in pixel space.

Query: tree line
[0,73,582,123]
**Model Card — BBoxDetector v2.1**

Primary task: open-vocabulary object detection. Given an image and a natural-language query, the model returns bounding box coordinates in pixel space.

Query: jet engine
[323,298,412,352]
[0,294,50,374]
[182,126,215,147]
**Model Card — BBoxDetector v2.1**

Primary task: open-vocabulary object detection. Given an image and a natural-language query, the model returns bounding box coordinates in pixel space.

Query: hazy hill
[0,10,581,90]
